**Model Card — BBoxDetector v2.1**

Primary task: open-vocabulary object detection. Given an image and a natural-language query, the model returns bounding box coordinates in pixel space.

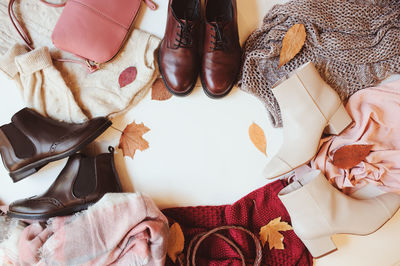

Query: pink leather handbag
[8,0,156,72]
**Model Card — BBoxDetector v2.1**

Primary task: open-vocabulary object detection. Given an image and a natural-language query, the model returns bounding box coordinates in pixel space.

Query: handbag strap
[7,0,157,72]
[8,0,33,50]
[39,0,66,7]
[143,0,157,10]
[184,225,263,266]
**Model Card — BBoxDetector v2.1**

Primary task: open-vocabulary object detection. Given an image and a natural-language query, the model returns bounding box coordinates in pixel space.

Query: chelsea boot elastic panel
[158,0,201,96]
[264,62,353,179]
[0,108,111,182]
[201,0,241,98]
[278,170,400,258]
[7,147,122,220]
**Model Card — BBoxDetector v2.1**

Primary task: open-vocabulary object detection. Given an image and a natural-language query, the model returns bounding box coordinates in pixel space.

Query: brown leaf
[118,121,150,159]
[279,24,306,68]
[333,144,373,169]
[119,66,137,88]
[259,217,292,250]
[152,78,172,101]
[249,122,267,155]
[167,223,185,263]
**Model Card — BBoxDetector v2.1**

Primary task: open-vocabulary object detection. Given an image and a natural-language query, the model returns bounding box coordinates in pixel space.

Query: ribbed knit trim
[15,46,52,75]
[132,31,160,80]
[0,44,28,78]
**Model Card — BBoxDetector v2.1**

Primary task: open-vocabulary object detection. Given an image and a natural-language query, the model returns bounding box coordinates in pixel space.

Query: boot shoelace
[175,20,193,48]
[210,22,226,51]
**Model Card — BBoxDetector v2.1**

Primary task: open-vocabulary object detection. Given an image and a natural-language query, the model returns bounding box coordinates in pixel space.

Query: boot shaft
[46,148,122,203]
[273,62,342,123]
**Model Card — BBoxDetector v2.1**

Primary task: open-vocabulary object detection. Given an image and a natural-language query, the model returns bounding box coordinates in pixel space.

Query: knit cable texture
[239,0,400,127]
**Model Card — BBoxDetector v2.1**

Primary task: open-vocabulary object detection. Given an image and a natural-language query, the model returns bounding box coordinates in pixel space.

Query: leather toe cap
[201,56,239,98]
[162,69,197,95]
[9,196,62,215]
[202,72,235,97]
[158,45,199,95]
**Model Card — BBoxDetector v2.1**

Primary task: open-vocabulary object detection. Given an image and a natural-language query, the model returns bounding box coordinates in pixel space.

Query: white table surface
[0,0,399,265]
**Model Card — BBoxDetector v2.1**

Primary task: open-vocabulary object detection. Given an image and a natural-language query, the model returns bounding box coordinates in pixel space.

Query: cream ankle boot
[264,62,352,179]
[278,170,400,258]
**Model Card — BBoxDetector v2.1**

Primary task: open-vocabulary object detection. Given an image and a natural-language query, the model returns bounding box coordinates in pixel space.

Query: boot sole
[6,200,97,220]
[157,42,197,97]
[4,120,112,183]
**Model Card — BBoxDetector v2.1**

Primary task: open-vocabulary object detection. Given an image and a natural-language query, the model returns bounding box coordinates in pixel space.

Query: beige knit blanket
[0,0,160,122]
[239,0,400,127]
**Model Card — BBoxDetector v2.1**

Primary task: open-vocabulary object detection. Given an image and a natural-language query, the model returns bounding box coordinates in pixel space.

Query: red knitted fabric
[162,180,313,266]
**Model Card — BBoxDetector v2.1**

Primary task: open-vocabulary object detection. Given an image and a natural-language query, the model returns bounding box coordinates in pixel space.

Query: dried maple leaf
[333,144,373,169]
[167,223,185,263]
[152,78,172,101]
[119,66,137,88]
[279,24,306,68]
[259,217,292,250]
[249,122,267,155]
[118,121,150,159]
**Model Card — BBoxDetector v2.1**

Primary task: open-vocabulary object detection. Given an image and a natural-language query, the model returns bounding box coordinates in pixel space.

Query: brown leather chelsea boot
[0,108,111,182]
[158,0,201,96]
[201,0,241,98]
[7,147,122,220]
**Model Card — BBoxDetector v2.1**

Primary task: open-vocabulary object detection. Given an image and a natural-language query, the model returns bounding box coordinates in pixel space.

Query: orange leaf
[279,24,306,68]
[259,217,292,250]
[167,223,185,263]
[152,78,172,101]
[118,121,150,159]
[333,144,373,169]
[249,122,267,155]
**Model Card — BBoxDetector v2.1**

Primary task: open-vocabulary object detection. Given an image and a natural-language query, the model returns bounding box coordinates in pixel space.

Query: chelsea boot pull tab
[143,0,157,10]
[108,146,115,154]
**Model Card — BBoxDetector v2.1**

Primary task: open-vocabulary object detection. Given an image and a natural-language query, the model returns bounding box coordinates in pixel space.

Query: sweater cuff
[0,44,28,79]
[15,47,53,75]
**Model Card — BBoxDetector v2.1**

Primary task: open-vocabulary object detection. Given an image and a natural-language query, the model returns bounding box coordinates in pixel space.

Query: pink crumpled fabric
[16,193,169,266]
[311,80,400,194]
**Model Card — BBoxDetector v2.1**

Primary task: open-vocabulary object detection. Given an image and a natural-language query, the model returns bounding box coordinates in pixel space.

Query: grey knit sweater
[239,0,400,127]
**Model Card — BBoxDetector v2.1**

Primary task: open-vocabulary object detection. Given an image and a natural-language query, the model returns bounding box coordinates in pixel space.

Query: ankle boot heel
[325,104,352,135]
[302,235,337,258]
[279,171,400,258]
[10,164,45,183]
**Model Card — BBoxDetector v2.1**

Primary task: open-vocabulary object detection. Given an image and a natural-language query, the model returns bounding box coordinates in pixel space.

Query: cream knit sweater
[0,0,160,123]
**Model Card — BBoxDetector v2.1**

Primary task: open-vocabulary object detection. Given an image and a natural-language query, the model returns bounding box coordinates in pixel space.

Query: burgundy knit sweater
[163,180,313,265]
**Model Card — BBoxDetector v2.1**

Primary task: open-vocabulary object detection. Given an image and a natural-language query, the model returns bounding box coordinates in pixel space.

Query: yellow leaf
[279,24,306,68]
[167,223,185,263]
[249,122,267,155]
[118,121,150,159]
[259,217,292,250]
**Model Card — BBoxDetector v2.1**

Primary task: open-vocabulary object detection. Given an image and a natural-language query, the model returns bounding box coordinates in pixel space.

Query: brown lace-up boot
[201,0,241,98]
[158,0,201,96]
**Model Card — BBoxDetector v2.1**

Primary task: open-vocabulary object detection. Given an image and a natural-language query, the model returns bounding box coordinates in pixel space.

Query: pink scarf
[311,80,400,193]
[16,193,168,265]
